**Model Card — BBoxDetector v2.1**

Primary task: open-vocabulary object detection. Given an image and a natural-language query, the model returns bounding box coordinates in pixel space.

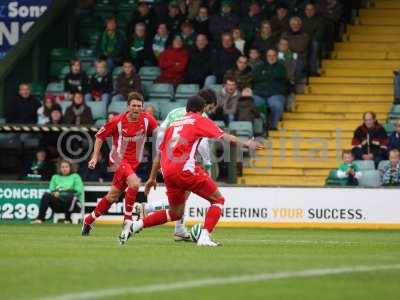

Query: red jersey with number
[159,112,224,175]
[96,112,157,169]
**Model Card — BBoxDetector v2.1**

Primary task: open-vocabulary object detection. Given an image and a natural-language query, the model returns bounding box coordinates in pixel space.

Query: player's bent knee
[212,196,225,209]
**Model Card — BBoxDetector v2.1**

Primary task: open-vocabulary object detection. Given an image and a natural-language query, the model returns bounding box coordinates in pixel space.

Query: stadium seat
[95,118,107,127]
[358,170,382,187]
[214,121,226,129]
[79,30,101,47]
[58,101,71,114]
[160,102,181,120]
[30,82,45,100]
[378,160,390,172]
[175,99,188,107]
[383,122,395,134]
[174,84,199,100]
[75,48,96,68]
[58,65,70,80]
[117,0,136,12]
[94,11,115,23]
[141,81,153,98]
[86,101,107,121]
[108,101,126,114]
[148,83,174,100]
[325,169,348,186]
[50,48,75,62]
[94,2,115,12]
[112,66,123,79]
[46,82,64,94]
[389,105,400,119]
[229,121,253,137]
[353,160,375,171]
[144,101,161,119]
[85,66,96,78]
[208,84,222,94]
[49,61,69,79]
[138,66,161,81]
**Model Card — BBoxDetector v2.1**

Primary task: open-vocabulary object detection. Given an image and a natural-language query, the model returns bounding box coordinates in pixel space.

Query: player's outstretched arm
[88,138,104,169]
[144,153,161,195]
[221,133,264,150]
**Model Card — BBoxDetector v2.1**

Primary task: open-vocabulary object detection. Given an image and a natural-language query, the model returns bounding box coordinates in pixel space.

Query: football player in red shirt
[81,92,158,243]
[120,96,264,246]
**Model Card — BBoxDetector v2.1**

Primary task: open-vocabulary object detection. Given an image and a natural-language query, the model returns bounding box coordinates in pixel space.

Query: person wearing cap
[209,0,239,42]
[269,3,290,37]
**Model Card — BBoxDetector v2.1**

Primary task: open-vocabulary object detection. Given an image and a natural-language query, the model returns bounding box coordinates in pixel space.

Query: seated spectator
[32,160,83,224]
[37,96,62,125]
[39,107,63,159]
[212,75,240,124]
[7,83,40,124]
[127,1,158,36]
[180,21,196,47]
[240,2,262,43]
[235,87,260,122]
[85,59,113,103]
[389,120,400,150]
[164,1,185,34]
[156,35,188,86]
[79,151,111,183]
[144,105,157,118]
[193,6,211,39]
[351,112,388,166]
[185,34,212,86]
[248,48,263,70]
[209,0,239,42]
[381,149,400,186]
[252,21,277,55]
[302,3,324,76]
[252,49,287,130]
[224,55,252,91]
[96,17,125,71]
[336,150,361,186]
[261,0,278,19]
[232,27,245,54]
[184,0,202,20]
[112,60,142,102]
[64,92,94,125]
[64,59,89,101]
[206,33,241,86]
[22,149,55,181]
[282,17,310,82]
[278,37,297,86]
[270,4,290,37]
[394,69,400,104]
[152,23,171,61]
[125,22,154,71]
[316,0,343,52]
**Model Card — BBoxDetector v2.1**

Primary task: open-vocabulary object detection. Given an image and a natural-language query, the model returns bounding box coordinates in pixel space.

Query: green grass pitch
[1,225,400,300]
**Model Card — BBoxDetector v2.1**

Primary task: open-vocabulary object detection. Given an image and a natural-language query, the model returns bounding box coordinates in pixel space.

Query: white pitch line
[38,264,400,300]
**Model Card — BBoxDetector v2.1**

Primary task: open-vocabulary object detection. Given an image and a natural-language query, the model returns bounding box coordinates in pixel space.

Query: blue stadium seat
[358,170,382,187]
[108,101,126,114]
[58,66,70,80]
[353,160,375,171]
[58,101,71,114]
[175,84,199,100]
[86,101,107,120]
[139,66,161,81]
[229,121,253,137]
[148,83,174,100]
[46,82,64,94]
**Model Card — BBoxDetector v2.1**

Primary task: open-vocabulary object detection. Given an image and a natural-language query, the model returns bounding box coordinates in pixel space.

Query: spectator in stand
[184,0,202,20]
[22,149,55,181]
[97,17,125,71]
[39,107,63,159]
[7,83,41,124]
[316,0,343,52]
[112,60,142,102]
[381,149,400,186]
[232,27,246,54]
[235,87,259,123]
[152,23,171,61]
[252,21,277,55]
[79,151,111,183]
[125,22,154,71]
[224,55,252,91]
[180,21,196,47]
[278,37,297,86]
[248,48,263,70]
[209,0,239,42]
[37,96,62,125]
[165,1,185,34]
[193,6,211,39]
[389,119,400,150]
[336,150,361,186]
[185,34,212,86]
[206,33,241,86]
[144,105,157,118]
[261,0,278,19]
[32,160,83,224]
[282,17,310,82]
[302,3,324,76]
[127,1,158,36]
[252,49,287,130]
[64,92,94,125]
[287,0,309,16]
[213,75,240,124]
[156,35,188,86]
[64,59,89,101]
[240,1,262,44]
[351,112,388,166]
[394,69,400,104]
[86,59,113,103]
[270,4,290,37]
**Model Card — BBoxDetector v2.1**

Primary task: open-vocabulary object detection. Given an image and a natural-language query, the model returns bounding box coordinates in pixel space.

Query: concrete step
[309,76,393,84]
[307,84,393,95]
[268,130,354,139]
[295,94,393,103]
[332,50,400,60]
[359,8,400,17]
[266,138,351,149]
[242,168,331,176]
[322,59,400,69]
[359,16,400,25]
[281,122,363,131]
[323,68,394,77]
[375,0,400,9]
[335,42,400,51]
[282,112,386,121]
[295,103,390,113]
[348,34,400,42]
[248,158,339,169]
[238,175,326,186]
[254,149,342,159]
[347,25,400,35]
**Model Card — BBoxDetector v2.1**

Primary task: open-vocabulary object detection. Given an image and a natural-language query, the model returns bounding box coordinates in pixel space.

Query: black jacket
[211,46,242,83]
[7,95,41,124]
[88,73,113,95]
[185,46,212,85]
[64,71,89,94]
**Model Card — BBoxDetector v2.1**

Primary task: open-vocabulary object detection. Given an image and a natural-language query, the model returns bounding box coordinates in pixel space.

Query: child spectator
[232,27,245,54]
[224,55,252,91]
[235,88,259,122]
[112,60,142,102]
[64,92,94,125]
[22,149,55,181]
[156,35,188,86]
[381,149,400,186]
[389,119,400,150]
[278,37,297,86]
[248,48,263,70]
[86,59,113,103]
[97,17,125,71]
[193,6,210,38]
[152,23,171,60]
[7,83,41,124]
[32,160,83,224]
[64,59,89,101]
[180,21,196,47]
[125,22,154,71]
[336,150,361,186]
[37,96,62,125]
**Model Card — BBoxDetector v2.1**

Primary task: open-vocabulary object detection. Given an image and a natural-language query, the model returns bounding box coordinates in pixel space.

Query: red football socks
[204,204,223,233]
[124,188,138,221]
[85,197,112,225]
[143,210,180,228]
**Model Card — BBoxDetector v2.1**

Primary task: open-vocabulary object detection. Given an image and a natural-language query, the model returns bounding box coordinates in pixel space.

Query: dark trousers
[38,192,80,222]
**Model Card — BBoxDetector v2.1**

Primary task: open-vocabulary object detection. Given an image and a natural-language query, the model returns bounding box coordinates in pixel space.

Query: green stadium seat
[209,84,222,94]
[325,169,348,186]
[50,48,75,62]
[160,102,181,120]
[58,101,71,114]
[79,30,102,47]
[46,82,65,93]
[358,170,382,187]
[95,118,107,127]
[30,82,45,99]
[229,121,253,137]
[94,11,115,23]
[79,15,102,29]
[58,65,70,80]
[353,160,375,171]
[141,81,153,98]
[175,84,199,100]
[138,66,161,81]
[76,48,96,61]
[86,101,107,120]
[389,105,400,119]
[148,83,174,100]
[94,2,115,12]
[175,99,188,107]
[214,121,225,129]
[49,61,69,78]
[108,101,126,114]
[85,66,96,78]
[117,1,136,12]
[383,122,395,134]
[112,66,123,79]
[378,160,390,172]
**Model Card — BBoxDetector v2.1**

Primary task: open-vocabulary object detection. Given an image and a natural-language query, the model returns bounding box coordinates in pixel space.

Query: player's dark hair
[197,89,217,106]
[127,92,144,104]
[186,96,206,113]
